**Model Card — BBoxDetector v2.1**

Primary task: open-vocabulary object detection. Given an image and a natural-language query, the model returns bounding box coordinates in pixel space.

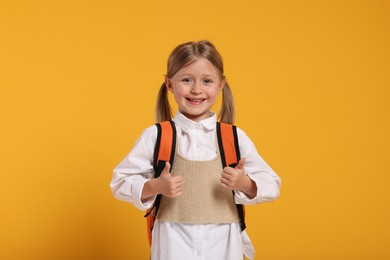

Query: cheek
[174,87,187,97]
[207,88,221,99]
[172,86,188,100]
[171,84,183,94]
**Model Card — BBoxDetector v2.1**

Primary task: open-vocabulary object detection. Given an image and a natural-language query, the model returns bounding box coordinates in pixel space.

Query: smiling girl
[111,40,281,260]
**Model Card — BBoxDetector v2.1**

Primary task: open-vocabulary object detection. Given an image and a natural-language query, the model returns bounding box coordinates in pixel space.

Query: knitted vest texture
[156,141,239,224]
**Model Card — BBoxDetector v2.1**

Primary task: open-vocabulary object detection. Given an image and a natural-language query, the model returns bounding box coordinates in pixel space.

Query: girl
[110,40,281,260]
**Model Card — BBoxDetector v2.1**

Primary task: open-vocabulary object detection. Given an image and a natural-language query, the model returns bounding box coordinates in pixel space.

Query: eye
[182,78,193,84]
[203,79,213,85]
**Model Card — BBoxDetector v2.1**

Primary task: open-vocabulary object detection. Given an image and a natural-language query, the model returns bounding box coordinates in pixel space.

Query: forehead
[175,57,220,77]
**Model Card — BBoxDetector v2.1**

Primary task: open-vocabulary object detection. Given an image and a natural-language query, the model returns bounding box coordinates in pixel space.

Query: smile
[186,98,206,104]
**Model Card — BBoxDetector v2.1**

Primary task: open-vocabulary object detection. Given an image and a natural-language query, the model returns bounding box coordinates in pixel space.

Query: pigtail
[218,82,235,124]
[155,83,173,123]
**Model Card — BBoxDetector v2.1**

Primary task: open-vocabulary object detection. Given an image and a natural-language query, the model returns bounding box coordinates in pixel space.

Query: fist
[220,158,247,190]
[157,162,184,198]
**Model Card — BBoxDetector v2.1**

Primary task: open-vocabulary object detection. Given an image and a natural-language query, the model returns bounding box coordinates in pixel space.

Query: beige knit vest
[156,139,239,224]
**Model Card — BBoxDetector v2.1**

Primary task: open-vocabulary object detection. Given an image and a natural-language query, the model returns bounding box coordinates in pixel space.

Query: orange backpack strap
[216,122,246,231]
[144,120,176,247]
[153,120,176,176]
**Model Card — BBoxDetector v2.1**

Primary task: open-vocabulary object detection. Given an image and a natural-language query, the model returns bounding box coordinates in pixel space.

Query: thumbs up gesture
[220,158,256,198]
[157,162,184,198]
[220,158,246,190]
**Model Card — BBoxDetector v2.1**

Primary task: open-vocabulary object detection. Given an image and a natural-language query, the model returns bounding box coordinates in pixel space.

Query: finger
[161,162,171,175]
[220,176,231,186]
[223,167,235,175]
[171,184,184,195]
[172,176,184,186]
[220,180,233,190]
[171,174,184,183]
[220,182,230,189]
[174,184,184,192]
[235,158,246,170]
[174,181,184,189]
[221,172,232,181]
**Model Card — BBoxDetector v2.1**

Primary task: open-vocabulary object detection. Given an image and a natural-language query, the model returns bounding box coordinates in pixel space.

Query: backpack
[144,120,246,246]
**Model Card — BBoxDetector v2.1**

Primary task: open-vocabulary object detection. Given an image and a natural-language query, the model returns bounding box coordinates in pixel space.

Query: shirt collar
[173,111,217,133]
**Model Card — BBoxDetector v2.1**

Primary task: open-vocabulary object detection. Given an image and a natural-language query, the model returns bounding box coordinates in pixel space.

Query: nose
[190,81,202,94]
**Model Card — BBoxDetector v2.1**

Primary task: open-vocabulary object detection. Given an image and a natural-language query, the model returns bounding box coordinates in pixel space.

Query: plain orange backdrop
[1,0,389,259]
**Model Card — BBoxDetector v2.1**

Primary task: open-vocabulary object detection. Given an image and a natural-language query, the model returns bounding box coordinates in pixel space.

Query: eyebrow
[177,73,218,78]
[203,74,218,78]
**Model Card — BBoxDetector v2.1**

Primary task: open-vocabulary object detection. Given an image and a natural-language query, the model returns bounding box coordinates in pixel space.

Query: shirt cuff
[133,178,157,210]
[234,174,259,204]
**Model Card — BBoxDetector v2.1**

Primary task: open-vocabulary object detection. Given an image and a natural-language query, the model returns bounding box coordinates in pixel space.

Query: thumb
[235,158,246,170]
[160,161,171,175]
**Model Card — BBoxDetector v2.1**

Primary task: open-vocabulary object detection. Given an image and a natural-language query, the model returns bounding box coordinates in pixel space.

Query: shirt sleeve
[110,125,158,211]
[233,128,281,205]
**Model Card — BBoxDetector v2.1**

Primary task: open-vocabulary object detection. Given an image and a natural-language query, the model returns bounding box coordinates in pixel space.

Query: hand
[220,158,249,191]
[156,162,184,198]
[220,158,257,198]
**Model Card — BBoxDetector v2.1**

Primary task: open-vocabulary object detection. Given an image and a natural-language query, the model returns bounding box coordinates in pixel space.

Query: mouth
[186,98,206,105]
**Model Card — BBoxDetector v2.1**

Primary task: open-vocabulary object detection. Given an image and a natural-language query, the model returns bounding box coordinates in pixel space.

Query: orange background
[1,0,389,259]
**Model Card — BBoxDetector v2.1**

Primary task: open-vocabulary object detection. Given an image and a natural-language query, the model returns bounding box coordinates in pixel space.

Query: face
[166,57,225,122]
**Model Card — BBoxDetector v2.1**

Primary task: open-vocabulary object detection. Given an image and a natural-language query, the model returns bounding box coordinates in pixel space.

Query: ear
[219,76,226,91]
[165,77,173,93]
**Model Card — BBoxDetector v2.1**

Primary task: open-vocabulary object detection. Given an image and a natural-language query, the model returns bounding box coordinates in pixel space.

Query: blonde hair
[155,40,235,124]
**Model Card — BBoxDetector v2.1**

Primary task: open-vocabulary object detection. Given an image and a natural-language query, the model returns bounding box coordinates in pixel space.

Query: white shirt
[111,111,281,260]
